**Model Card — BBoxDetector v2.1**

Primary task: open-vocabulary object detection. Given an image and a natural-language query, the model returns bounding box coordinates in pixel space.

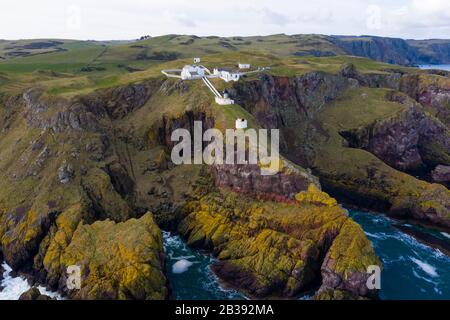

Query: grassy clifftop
[1,34,433,97]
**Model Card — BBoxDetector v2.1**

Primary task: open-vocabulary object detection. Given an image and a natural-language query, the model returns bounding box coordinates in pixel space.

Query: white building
[238,63,251,69]
[215,96,234,105]
[235,118,248,129]
[181,65,206,80]
[213,68,240,82]
[194,57,201,64]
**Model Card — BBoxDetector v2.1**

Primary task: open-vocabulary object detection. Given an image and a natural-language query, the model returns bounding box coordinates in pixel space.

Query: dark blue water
[163,232,245,300]
[349,210,450,300]
[164,211,450,300]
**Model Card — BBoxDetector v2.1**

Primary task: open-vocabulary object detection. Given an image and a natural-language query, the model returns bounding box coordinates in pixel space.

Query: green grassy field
[0,34,420,98]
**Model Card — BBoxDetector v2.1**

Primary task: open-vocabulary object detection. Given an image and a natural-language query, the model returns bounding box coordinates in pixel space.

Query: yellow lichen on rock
[44,212,167,300]
[179,189,378,299]
[81,167,133,221]
[295,184,338,207]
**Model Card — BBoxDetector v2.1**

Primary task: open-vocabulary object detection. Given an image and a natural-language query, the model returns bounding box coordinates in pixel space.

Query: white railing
[202,77,222,98]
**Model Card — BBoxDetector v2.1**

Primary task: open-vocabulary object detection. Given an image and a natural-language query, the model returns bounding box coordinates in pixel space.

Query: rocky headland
[0,57,448,300]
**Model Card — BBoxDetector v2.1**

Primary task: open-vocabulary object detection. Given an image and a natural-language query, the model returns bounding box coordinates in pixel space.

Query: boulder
[19,287,55,300]
[58,160,75,184]
[432,165,450,184]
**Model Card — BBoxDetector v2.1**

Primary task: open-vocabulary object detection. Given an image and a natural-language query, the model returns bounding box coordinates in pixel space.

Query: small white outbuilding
[235,119,248,129]
[213,68,240,82]
[238,63,251,69]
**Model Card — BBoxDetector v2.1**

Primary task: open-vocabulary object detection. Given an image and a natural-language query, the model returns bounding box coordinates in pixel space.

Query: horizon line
[1,33,449,42]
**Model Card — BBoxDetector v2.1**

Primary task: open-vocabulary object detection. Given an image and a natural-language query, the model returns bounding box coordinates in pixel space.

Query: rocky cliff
[178,182,379,299]
[211,161,317,202]
[44,213,168,300]
[0,79,172,299]
[340,93,450,172]
[329,36,450,66]
[330,36,418,66]
[0,74,381,300]
[232,68,450,228]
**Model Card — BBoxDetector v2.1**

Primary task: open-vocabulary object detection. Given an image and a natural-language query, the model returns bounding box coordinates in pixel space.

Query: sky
[0,0,449,40]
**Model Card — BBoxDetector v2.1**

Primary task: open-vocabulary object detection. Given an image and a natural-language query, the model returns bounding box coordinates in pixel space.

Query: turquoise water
[163,231,245,300]
[419,64,450,71]
[349,210,450,300]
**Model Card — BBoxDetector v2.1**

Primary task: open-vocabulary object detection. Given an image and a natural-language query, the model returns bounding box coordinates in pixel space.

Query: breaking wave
[0,262,62,300]
[350,210,450,300]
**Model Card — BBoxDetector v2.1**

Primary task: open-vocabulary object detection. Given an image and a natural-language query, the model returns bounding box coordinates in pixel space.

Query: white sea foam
[441,232,450,240]
[0,262,62,300]
[412,270,437,285]
[172,259,194,274]
[410,258,438,278]
[364,231,384,239]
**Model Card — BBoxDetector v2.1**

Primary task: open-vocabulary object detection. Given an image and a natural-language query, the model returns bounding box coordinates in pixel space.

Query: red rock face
[399,74,450,127]
[211,162,316,201]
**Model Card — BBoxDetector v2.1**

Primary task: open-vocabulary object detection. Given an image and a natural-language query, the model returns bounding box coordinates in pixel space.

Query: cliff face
[0,79,175,298]
[231,72,349,166]
[397,74,450,127]
[211,161,317,202]
[340,93,450,172]
[233,69,450,228]
[432,165,450,187]
[407,40,450,65]
[330,36,418,66]
[329,36,450,66]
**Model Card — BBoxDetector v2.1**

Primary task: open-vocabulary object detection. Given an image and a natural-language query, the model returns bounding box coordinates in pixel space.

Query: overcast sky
[0,0,449,40]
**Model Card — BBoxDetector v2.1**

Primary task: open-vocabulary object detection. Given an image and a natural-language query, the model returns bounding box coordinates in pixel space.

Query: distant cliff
[328,36,450,66]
